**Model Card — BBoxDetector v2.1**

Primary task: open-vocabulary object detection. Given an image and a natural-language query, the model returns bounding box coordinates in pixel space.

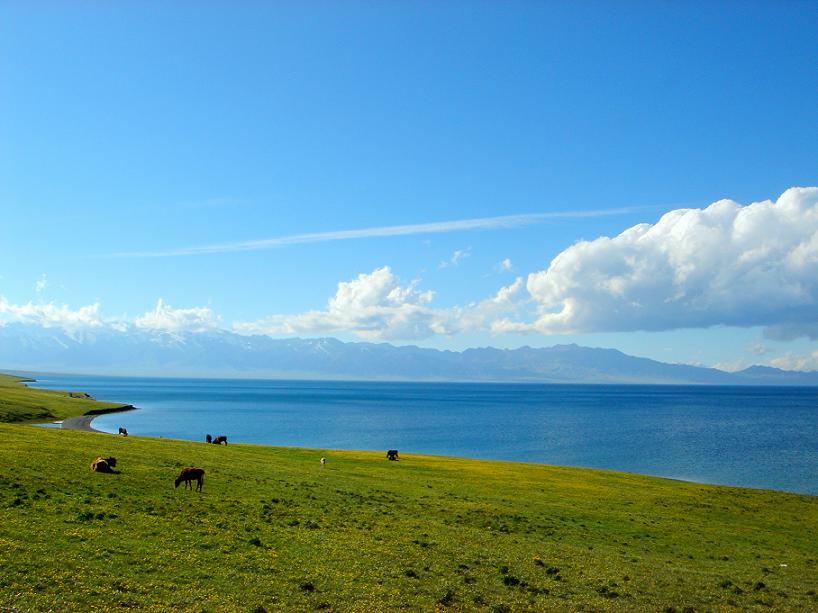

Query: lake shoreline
[61,414,105,433]
[48,391,817,499]
[26,372,818,496]
[59,404,136,433]
[53,406,818,499]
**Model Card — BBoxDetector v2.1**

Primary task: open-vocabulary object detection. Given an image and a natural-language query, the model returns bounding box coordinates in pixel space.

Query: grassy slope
[0,373,129,422]
[1,376,817,612]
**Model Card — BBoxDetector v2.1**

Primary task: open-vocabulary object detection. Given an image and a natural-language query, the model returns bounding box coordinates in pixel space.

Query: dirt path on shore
[62,415,107,433]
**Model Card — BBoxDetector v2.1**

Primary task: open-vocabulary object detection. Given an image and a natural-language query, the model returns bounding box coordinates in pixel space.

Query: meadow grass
[0,373,129,423]
[1,374,816,611]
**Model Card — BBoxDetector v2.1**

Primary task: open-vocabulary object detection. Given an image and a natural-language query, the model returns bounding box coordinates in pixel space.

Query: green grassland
[1,374,817,612]
[0,373,130,423]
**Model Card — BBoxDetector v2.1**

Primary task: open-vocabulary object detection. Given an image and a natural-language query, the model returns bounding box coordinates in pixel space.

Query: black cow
[386,449,399,461]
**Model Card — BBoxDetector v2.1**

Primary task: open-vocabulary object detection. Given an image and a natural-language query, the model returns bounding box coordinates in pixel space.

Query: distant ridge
[1,323,817,385]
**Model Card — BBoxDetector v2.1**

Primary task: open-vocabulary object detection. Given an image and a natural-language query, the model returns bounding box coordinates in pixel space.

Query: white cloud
[11,186,818,353]
[439,248,471,269]
[112,206,650,258]
[494,187,818,338]
[0,297,102,330]
[233,266,526,341]
[495,258,513,272]
[769,350,818,372]
[457,277,525,333]
[35,274,48,293]
[134,299,219,333]
[234,267,445,341]
[0,296,221,335]
[711,359,751,373]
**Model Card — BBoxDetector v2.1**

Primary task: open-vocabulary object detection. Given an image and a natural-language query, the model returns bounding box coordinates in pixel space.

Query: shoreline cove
[61,414,105,433]
[59,404,137,433]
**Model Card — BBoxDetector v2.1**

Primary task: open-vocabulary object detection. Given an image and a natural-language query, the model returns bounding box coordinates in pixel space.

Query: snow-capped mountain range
[1,322,817,385]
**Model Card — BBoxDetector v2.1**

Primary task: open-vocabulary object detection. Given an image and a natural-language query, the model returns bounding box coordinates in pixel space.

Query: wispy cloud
[110,206,650,258]
[439,248,471,269]
[494,258,513,273]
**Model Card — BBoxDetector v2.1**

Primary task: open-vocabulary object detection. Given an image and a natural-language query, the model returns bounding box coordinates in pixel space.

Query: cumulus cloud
[494,187,818,338]
[233,266,526,341]
[457,277,525,333]
[35,274,48,293]
[0,296,221,335]
[9,186,818,350]
[234,267,446,340]
[0,297,102,330]
[134,299,219,333]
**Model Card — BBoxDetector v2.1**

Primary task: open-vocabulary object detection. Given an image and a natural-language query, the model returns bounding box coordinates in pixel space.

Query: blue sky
[1,1,817,370]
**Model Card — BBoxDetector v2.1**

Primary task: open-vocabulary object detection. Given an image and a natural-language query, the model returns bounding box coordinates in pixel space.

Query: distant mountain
[730,365,818,386]
[1,322,817,385]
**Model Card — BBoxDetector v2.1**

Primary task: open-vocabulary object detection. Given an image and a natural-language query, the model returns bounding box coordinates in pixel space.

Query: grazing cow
[213,435,228,445]
[320,457,326,467]
[175,467,205,492]
[386,449,399,461]
[90,456,117,473]
[118,427,128,436]
[205,434,212,444]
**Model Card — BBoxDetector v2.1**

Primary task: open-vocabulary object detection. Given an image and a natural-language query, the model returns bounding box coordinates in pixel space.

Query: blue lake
[29,374,818,495]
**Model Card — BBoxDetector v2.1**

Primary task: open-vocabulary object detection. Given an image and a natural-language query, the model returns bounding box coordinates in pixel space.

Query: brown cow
[175,467,205,492]
[90,456,117,473]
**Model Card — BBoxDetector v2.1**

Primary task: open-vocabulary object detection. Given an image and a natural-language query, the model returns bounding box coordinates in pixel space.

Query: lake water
[28,374,818,495]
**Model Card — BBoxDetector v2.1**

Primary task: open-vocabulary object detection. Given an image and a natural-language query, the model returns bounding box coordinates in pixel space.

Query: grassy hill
[1,374,816,611]
[0,373,130,423]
